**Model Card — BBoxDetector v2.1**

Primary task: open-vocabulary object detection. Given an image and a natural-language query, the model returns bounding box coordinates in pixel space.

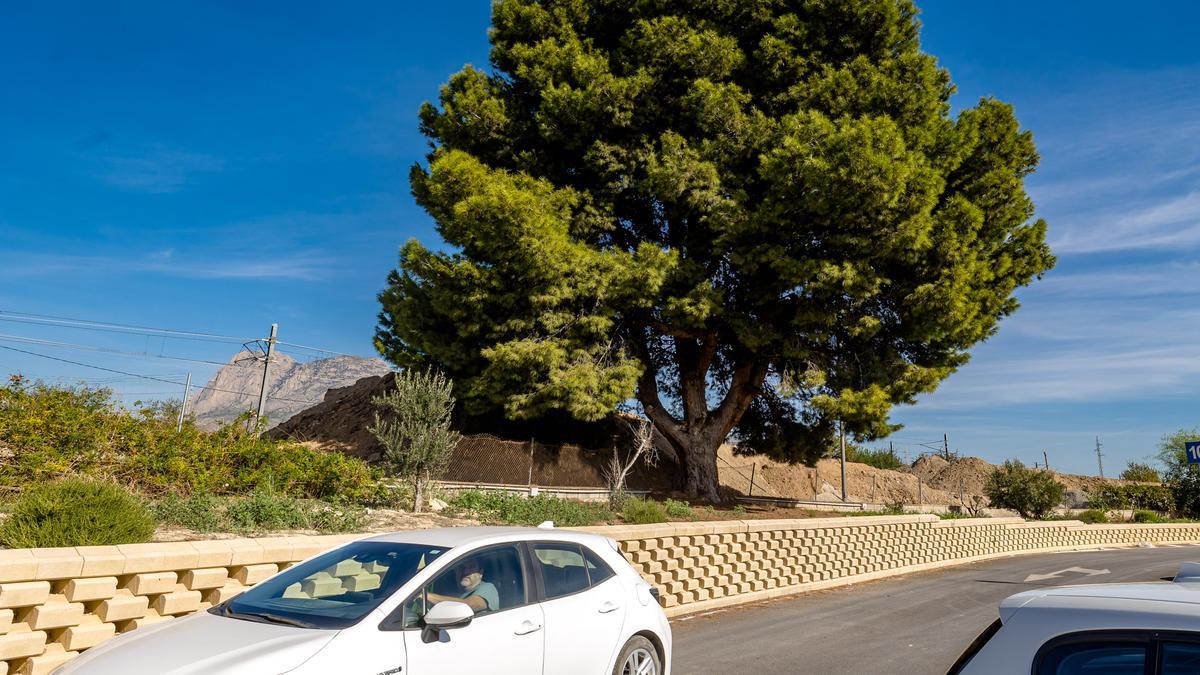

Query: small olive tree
[984,460,1064,519]
[369,369,461,512]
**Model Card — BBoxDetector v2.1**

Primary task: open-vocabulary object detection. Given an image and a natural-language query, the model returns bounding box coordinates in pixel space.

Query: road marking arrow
[1024,567,1110,583]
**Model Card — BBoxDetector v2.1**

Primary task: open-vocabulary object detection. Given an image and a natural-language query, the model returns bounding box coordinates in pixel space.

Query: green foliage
[1076,509,1108,524]
[732,504,746,516]
[984,461,1064,519]
[664,498,693,519]
[938,511,979,520]
[1089,484,1172,512]
[1157,428,1200,473]
[1119,462,1161,483]
[846,446,902,470]
[153,492,223,533]
[370,369,462,512]
[154,489,366,535]
[0,382,377,501]
[224,488,309,533]
[1132,509,1165,524]
[1167,464,1200,519]
[450,490,612,527]
[0,480,155,548]
[377,0,1054,500]
[621,498,668,525]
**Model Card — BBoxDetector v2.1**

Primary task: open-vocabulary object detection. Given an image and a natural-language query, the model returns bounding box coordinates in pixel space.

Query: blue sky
[2,2,1198,475]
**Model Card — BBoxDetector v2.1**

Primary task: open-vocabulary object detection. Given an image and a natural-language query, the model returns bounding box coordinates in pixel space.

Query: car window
[1162,641,1200,674]
[583,546,615,585]
[1036,642,1147,675]
[534,543,594,599]
[400,544,528,628]
[219,541,446,630]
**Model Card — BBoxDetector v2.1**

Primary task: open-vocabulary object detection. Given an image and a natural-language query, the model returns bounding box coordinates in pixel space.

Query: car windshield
[216,541,448,630]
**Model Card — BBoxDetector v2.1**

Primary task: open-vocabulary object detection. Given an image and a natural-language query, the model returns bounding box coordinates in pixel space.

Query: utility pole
[943,433,950,460]
[1043,450,1050,472]
[839,421,847,502]
[1095,436,1105,478]
[175,372,192,433]
[254,323,278,429]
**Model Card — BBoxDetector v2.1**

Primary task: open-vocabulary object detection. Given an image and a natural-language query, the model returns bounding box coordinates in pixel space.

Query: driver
[427,559,499,614]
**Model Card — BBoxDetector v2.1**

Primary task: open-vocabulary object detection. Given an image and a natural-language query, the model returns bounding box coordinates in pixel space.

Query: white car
[950,562,1200,674]
[55,526,671,675]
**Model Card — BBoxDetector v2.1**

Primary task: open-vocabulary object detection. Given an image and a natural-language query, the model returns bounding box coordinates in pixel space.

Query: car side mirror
[421,601,473,644]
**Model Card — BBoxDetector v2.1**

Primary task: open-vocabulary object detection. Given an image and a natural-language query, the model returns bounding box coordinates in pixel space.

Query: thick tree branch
[713,359,770,438]
[648,319,704,339]
[630,334,687,450]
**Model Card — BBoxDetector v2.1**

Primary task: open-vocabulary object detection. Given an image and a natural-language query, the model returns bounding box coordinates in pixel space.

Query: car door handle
[514,621,542,635]
[598,601,620,614]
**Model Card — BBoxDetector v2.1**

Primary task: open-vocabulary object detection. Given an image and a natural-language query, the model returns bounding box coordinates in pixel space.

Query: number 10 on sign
[1187,441,1200,465]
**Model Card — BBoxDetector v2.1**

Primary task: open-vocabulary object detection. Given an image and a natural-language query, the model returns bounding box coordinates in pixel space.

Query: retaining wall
[1,517,1200,673]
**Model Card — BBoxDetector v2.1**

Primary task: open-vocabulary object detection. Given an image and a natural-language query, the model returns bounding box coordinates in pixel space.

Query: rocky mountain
[189,350,392,430]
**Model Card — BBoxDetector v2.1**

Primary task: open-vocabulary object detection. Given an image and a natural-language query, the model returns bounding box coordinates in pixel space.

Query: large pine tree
[377,0,1054,501]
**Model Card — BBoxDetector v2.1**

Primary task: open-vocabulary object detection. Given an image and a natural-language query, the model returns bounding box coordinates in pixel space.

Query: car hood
[57,611,338,675]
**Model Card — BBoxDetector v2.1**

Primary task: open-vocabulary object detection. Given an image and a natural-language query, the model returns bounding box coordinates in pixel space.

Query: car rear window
[1036,644,1146,675]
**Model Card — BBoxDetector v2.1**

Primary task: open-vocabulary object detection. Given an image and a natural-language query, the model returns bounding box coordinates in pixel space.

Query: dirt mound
[718,446,957,505]
[925,457,994,498]
[268,373,396,460]
[908,455,950,483]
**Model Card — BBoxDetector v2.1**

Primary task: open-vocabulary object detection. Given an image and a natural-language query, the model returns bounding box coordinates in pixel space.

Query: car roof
[357,526,612,550]
[1000,579,1200,623]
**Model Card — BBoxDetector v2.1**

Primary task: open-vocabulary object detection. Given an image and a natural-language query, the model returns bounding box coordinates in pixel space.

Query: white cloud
[2,250,336,281]
[90,144,224,194]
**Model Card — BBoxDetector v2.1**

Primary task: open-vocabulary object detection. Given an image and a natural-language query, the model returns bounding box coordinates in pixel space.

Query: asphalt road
[671,545,1200,675]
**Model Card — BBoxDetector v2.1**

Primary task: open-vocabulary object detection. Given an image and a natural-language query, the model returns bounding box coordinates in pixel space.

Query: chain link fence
[443,434,670,491]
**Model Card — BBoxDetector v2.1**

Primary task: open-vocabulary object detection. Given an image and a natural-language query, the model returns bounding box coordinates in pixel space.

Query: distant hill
[189,350,392,430]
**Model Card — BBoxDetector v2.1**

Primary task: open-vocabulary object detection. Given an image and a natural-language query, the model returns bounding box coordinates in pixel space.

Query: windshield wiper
[216,605,321,629]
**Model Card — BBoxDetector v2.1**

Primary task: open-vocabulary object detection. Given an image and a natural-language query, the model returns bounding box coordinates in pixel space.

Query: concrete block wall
[2,517,1200,672]
[0,535,360,675]
[583,516,1200,617]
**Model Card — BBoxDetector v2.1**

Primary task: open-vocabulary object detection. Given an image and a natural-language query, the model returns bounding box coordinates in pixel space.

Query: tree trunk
[679,429,723,503]
[413,474,425,513]
[634,333,767,503]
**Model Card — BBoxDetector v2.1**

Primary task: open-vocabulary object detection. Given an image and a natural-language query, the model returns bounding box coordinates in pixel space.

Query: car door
[531,541,627,675]
[400,544,544,675]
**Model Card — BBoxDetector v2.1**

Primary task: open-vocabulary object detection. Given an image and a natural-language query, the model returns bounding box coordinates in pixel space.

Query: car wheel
[613,636,660,675]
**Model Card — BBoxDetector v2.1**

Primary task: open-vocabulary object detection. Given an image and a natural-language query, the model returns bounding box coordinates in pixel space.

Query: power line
[0,310,253,344]
[274,341,363,359]
[0,333,244,368]
[0,344,321,406]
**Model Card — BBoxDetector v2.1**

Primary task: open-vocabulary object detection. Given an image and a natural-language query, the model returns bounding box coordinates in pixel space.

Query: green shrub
[732,504,746,516]
[1132,509,1164,523]
[664,499,693,519]
[846,447,902,470]
[225,488,308,533]
[305,502,367,533]
[1077,509,1108,524]
[450,490,612,527]
[0,382,378,501]
[0,480,155,548]
[1089,484,1171,512]
[621,498,667,524]
[1119,462,1161,483]
[154,491,222,532]
[938,510,974,520]
[984,461,1064,519]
